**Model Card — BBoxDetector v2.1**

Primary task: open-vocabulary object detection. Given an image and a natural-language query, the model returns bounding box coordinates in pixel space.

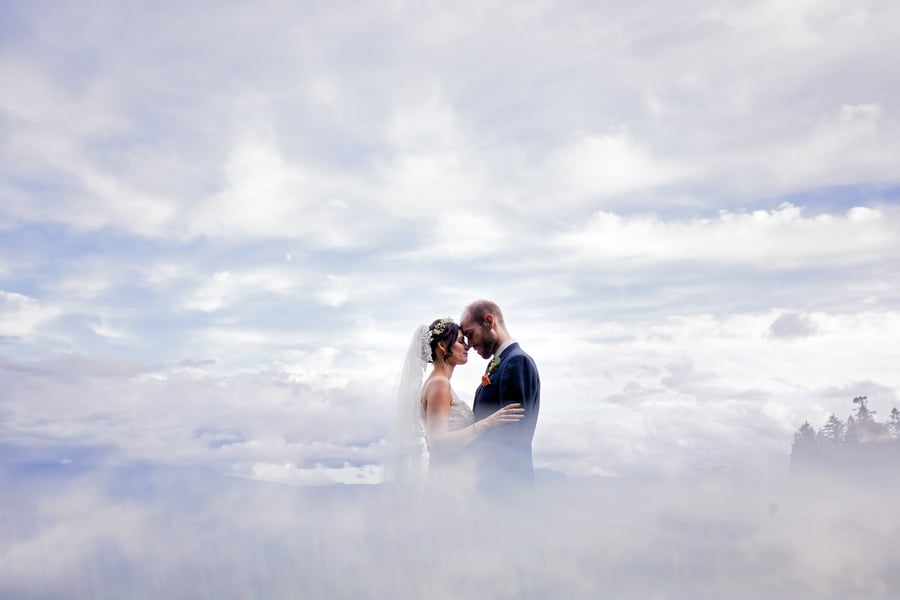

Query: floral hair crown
[420,317,454,363]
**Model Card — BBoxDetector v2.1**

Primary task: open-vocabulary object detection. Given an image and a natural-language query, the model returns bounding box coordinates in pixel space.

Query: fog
[3,458,898,599]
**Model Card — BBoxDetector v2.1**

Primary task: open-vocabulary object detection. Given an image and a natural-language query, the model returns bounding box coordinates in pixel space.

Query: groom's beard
[479,330,499,359]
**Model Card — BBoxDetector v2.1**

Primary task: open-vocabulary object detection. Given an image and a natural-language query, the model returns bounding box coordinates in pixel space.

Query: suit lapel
[473,343,519,411]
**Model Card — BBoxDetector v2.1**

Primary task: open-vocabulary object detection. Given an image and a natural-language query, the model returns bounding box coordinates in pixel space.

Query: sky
[1,0,900,595]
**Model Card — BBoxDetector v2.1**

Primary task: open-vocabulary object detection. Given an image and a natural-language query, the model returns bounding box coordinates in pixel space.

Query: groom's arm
[496,354,540,440]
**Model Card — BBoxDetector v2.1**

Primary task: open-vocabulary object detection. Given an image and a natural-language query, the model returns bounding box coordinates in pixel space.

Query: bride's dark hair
[428,318,461,362]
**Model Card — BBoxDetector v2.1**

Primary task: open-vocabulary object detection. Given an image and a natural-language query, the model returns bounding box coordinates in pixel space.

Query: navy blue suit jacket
[472,342,540,487]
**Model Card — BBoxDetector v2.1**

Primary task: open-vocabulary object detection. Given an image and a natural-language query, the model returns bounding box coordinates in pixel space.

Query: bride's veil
[383,324,430,484]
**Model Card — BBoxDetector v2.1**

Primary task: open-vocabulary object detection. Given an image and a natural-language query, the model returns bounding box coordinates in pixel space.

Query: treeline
[791,396,900,477]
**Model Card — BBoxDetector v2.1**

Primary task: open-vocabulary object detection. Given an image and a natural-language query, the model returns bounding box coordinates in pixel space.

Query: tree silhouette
[849,396,890,443]
[790,421,819,473]
[818,413,845,447]
[852,396,873,422]
[790,396,899,479]
[889,408,900,439]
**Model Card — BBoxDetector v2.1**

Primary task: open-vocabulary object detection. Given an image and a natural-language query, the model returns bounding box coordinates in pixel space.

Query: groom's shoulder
[503,344,538,369]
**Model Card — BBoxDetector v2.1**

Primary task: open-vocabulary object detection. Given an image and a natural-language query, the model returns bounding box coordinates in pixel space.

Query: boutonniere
[481,356,502,386]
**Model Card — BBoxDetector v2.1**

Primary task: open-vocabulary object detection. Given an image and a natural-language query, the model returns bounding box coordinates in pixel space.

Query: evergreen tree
[844,415,858,446]
[851,395,889,443]
[888,407,900,439]
[818,413,845,447]
[791,421,819,472]
[853,396,874,422]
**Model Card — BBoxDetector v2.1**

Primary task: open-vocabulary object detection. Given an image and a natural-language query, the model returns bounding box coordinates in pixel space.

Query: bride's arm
[424,379,523,453]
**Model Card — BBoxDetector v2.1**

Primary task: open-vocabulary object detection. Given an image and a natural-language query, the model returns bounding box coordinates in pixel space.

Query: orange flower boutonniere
[481,356,502,387]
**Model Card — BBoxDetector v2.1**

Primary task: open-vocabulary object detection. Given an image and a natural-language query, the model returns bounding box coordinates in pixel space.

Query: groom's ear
[483,313,495,329]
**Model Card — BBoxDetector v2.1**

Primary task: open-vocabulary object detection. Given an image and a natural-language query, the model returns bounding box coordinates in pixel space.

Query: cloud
[768,312,819,339]
[820,380,899,408]
[747,103,900,192]
[180,271,238,313]
[316,274,353,307]
[179,132,379,247]
[552,129,687,201]
[552,203,899,269]
[1,0,899,504]
[0,353,387,481]
[0,291,61,338]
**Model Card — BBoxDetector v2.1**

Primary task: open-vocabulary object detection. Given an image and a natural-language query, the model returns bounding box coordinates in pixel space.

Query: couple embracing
[389,299,540,495]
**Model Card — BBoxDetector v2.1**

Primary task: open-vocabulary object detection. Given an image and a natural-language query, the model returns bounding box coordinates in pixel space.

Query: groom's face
[461,313,498,359]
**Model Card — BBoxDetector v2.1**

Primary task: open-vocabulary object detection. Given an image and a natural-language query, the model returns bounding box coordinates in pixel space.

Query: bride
[385,317,524,483]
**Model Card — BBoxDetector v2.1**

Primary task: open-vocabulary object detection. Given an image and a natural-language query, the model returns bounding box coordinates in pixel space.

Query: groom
[460,299,540,490]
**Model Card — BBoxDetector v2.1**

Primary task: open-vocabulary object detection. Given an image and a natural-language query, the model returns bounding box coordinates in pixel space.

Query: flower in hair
[430,317,453,341]
[420,317,454,363]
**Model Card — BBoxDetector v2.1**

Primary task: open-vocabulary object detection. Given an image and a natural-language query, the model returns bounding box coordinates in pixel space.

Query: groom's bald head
[461,299,509,359]
[462,299,505,327]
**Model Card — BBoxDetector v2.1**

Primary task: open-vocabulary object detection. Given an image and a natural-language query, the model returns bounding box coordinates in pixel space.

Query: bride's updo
[426,317,461,363]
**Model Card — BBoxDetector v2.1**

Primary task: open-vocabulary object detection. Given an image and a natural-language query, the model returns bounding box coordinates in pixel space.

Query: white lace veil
[383,325,430,484]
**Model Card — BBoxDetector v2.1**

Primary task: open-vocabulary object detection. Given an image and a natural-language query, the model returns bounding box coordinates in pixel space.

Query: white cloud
[88,317,127,339]
[230,461,338,486]
[180,271,237,313]
[316,274,353,307]
[179,267,301,313]
[385,90,462,152]
[0,58,180,236]
[269,347,348,390]
[553,203,899,268]
[0,291,61,338]
[553,129,686,200]
[750,103,900,191]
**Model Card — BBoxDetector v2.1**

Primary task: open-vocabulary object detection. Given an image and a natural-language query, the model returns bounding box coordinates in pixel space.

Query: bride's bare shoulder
[423,375,451,391]
[422,376,452,404]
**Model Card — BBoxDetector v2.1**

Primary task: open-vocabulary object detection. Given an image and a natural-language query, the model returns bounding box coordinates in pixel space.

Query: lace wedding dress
[420,376,474,469]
